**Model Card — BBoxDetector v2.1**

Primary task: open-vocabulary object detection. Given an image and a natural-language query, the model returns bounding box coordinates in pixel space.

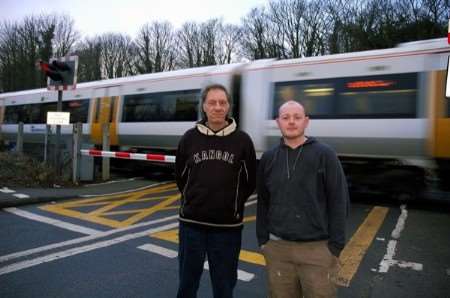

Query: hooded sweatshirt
[175,118,256,228]
[256,137,349,257]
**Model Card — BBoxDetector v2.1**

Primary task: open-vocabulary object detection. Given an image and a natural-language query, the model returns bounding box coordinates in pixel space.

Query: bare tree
[269,0,306,58]
[176,22,203,68]
[74,36,102,82]
[200,19,220,65]
[240,7,282,60]
[99,33,134,78]
[0,14,79,92]
[216,24,242,64]
[0,21,21,92]
[50,14,79,57]
[134,21,176,74]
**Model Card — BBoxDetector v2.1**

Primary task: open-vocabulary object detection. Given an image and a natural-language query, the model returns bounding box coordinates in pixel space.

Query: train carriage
[0,38,449,196]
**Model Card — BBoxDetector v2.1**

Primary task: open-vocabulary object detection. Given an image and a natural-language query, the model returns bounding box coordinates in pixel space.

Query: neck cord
[286,146,303,179]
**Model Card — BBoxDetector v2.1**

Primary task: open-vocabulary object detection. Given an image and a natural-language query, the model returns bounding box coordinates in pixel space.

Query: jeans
[177,222,242,298]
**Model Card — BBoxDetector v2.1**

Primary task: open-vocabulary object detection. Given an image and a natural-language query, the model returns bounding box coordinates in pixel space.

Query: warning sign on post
[47,112,70,125]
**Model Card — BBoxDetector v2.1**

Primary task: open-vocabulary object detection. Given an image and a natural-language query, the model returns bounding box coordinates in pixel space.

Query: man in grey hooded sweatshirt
[256,100,349,298]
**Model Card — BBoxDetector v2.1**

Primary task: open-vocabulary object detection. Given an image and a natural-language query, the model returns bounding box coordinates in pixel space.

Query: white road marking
[379,240,423,272]
[80,181,175,197]
[0,214,179,263]
[376,237,385,241]
[0,187,15,193]
[138,243,256,282]
[391,204,407,239]
[203,260,255,282]
[83,177,142,187]
[245,194,257,206]
[378,204,423,273]
[138,244,178,258]
[0,222,179,276]
[4,207,101,235]
[12,193,30,199]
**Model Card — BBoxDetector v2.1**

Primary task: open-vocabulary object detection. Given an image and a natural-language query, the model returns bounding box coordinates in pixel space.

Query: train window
[40,102,57,123]
[122,89,200,122]
[337,73,418,118]
[63,99,89,123]
[4,105,25,123]
[4,99,89,124]
[272,73,417,119]
[273,81,336,119]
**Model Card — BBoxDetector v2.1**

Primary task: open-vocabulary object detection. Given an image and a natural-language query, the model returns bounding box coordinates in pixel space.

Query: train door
[429,71,450,158]
[90,86,121,146]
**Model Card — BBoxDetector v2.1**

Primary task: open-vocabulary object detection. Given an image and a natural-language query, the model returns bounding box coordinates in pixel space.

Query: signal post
[38,56,78,176]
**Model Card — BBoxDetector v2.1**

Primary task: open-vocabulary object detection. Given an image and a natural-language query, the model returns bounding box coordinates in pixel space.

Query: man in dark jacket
[175,84,256,298]
[256,100,349,298]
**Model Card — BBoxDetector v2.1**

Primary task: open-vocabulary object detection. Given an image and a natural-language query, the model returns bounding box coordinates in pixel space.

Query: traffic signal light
[37,56,78,90]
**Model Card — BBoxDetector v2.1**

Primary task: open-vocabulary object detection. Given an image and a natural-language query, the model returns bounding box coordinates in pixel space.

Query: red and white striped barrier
[81,149,175,163]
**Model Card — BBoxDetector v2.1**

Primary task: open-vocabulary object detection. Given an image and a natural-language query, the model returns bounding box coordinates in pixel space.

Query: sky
[0,0,268,38]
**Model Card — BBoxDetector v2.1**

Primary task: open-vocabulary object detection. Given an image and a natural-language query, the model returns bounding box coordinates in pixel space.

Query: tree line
[0,0,447,93]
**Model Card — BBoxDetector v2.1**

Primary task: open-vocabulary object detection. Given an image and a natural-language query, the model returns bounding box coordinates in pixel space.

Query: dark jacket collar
[280,136,315,149]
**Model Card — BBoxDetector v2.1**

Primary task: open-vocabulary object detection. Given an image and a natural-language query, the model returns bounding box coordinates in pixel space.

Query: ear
[276,117,281,129]
[304,116,310,128]
[202,102,207,113]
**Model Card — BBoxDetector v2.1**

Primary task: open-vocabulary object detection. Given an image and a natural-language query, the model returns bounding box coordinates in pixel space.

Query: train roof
[270,38,450,68]
[1,38,448,100]
[0,63,244,99]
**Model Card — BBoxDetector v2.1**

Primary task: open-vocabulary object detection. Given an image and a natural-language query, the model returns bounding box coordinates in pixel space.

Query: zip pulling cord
[286,146,304,179]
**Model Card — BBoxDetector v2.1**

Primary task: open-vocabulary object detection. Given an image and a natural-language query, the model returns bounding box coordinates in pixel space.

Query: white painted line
[379,240,398,273]
[0,214,179,263]
[80,181,175,197]
[0,222,179,276]
[12,193,30,199]
[245,194,257,207]
[397,260,423,271]
[138,244,178,258]
[379,240,423,273]
[376,237,385,241]
[391,204,407,239]
[83,177,141,187]
[204,261,254,282]
[378,205,423,273]
[4,207,101,235]
[0,196,255,265]
[0,187,15,194]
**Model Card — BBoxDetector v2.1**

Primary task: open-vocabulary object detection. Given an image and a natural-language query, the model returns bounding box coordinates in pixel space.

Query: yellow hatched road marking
[150,216,266,266]
[40,182,179,228]
[87,183,177,216]
[239,250,265,265]
[119,194,180,227]
[336,206,389,287]
[151,208,389,284]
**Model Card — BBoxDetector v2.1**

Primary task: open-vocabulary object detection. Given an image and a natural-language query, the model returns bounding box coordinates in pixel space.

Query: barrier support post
[16,122,23,155]
[44,125,51,163]
[72,122,82,184]
[102,123,110,181]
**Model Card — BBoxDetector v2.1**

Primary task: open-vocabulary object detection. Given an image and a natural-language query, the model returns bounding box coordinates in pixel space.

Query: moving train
[1,38,449,196]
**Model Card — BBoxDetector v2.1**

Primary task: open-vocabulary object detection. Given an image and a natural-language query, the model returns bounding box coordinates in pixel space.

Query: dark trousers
[177,222,242,298]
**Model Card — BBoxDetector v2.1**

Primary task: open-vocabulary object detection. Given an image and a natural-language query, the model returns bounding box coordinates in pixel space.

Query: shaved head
[276,100,309,146]
[278,100,306,118]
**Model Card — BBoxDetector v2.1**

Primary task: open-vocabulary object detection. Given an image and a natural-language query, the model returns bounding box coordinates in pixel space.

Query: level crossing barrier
[81,149,176,163]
